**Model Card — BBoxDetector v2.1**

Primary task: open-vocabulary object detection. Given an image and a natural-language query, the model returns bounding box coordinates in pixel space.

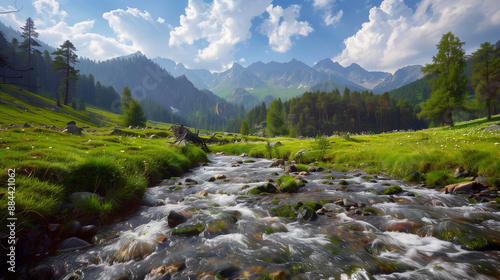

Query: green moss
[380,186,403,195]
[247,188,262,195]
[276,175,300,193]
[171,223,205,236]
[338,180,349,185]
[269,205,296,219]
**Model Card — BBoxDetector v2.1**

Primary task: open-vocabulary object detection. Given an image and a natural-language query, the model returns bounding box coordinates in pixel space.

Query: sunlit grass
[211,114,500,189]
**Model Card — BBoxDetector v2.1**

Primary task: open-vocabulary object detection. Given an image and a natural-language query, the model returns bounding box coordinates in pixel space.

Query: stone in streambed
[386,221,421,233]
[269,159,285,167]
[170,223,205,236]
[112,238,156,263]
[440,181,481,194]
[167,211,189,228]
[57,237,92,252]
[380,186,403,195]
[145,262,185,280]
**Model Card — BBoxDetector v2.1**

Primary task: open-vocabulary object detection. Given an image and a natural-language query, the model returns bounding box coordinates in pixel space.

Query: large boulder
[483,124,500,132]
[62,122,83,135]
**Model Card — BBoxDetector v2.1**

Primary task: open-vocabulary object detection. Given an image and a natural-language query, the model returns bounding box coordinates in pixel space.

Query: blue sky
[1,0,499,73]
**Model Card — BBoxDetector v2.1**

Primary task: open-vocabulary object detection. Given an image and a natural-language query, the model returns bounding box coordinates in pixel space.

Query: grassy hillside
[0,85,207,230]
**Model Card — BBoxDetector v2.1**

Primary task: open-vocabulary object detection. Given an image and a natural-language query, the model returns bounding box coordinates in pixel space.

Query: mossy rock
[247,188,262,195]
[256,182,278,193]
[338,180,349,185]
[380,186,403,195]
[269,205,296,219]
[171,223,205,236]
[297,205,317,221]
[265,222,288,234]
[418,220,499,250]
[276,175,301,193]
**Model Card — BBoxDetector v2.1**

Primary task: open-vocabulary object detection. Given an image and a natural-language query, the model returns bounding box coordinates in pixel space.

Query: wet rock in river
[145,262,185,280]
[256,182,278,193]
[184,178,198,185]
[441,181,481,194]
[380,185,403,195]
[167,211,189,228]
[385,221,421,233]
[269,270,289,280]
[78,225,98,239]
[58,237,92,252]
[269,159,285,167]
[170,223,205,236]
[214,174,226,180]
[112,238,157,263]
[297,205,318,221]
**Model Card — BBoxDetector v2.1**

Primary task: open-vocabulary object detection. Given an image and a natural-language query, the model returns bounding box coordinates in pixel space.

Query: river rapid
[29,154,500,280]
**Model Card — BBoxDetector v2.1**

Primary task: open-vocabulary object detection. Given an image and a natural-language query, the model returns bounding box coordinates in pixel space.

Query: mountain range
[152,55,424,108]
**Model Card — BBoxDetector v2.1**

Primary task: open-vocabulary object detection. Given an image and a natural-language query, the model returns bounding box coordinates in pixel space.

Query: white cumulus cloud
[33,0,68,25]
[334,0,500,72]
[313,0,343,26]
[169,0,271,70]
[260,4,313,53]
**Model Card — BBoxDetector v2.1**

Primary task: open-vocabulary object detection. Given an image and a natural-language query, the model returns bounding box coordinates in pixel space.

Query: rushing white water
[28,154,500,280]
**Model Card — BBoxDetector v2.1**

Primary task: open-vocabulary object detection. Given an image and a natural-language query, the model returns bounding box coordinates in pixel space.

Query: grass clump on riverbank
[211,115,500,190]
[0,126,207,227]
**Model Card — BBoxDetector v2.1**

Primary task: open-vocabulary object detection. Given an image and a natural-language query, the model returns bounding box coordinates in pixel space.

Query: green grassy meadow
[211,115,500,190]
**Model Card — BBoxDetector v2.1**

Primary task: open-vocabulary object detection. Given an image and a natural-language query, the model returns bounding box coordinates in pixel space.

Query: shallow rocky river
[29,154,500,279]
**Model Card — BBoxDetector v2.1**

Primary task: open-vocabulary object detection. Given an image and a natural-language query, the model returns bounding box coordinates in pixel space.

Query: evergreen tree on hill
[52,40,79,105]
[20,17,40,92]
[418,32,467,127]
[124,99,147,128]
[471,42,500,120]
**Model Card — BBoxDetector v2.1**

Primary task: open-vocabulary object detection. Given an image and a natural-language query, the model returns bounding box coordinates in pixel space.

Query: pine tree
[78,98,86,110]
[121,86,132,114]
[52,40,79,105]
[266,98,287,137]
[471,42,500,120]
[418,32,467,126]
[124,100,147,127]
[241,119,249,135]
[20,17,40,92]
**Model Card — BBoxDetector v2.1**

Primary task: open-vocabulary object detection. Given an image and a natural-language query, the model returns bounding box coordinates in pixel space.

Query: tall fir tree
[418,32,467,126]
[241,119,249,135]
[52,40,79,105]
[20,17,41,92]
[124,99,147,127]
[121,86,132,114]
[266,98,287,137]
[471,42,500,120]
